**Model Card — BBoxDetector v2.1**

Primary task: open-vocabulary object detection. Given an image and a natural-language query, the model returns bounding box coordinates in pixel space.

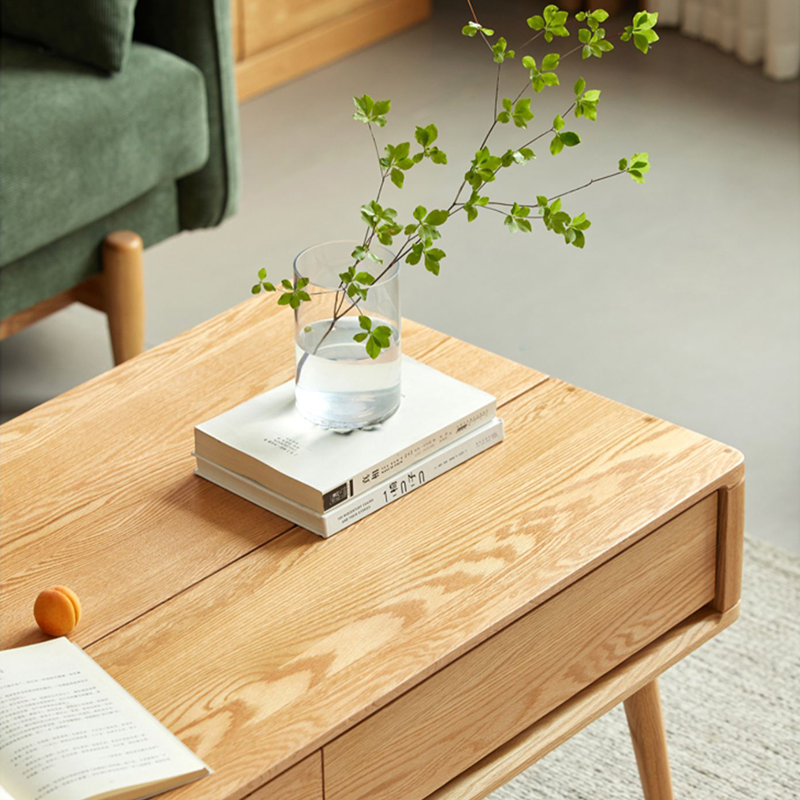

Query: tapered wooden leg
[624,679,674,800]
[103,231,145,365]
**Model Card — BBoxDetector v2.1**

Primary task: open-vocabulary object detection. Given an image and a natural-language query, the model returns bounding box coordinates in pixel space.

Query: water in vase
[294,317,401,430]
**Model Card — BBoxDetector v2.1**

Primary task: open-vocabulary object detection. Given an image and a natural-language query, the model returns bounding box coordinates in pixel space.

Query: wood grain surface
[246,752,322,800]
[235,0,431,100]
[324,495,717,800]
[624,679,675,800]
[76,379,741,800]
[0,299,743,800]
[714,479,746,612]
[0,302,540,652]
[427,605,740,800]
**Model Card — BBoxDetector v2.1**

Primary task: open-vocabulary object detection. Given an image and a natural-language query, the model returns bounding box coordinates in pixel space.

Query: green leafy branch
[353,315,394,359]
[497,96,534,127]
[550,113,581,155]
[526,5,570,42]
[251,269,311,309]
[622,11,660,54]
[522,53,560,93]
[253,4,660,367]
[576,9,615,59]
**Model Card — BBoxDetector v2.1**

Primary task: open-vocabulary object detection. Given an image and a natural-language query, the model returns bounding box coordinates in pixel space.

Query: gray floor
[2,1,798,552]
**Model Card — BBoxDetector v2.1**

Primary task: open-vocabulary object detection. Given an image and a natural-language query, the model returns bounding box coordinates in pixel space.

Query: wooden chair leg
[103,231,145,365]
[624,679,674,800]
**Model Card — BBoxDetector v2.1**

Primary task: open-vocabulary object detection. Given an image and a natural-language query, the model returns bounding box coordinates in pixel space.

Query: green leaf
[365,336,381,359]
[491,36,514,63]
[353,94,390,126]
[425,209,449,225]
[264,282,275,292]
[462,24,478,37]
[526,15,544,30]
[424,253,440,275]
[391,168,404,188]
[353,332,369,342]
[405,242,424,265]
[553,114,565,131]
[574,77,586,96]
[592,9,610,22]
[542,52,560,70]
[618,157,628,170]
[281,279,293,290]
[277,293,292,305]
[429,147,447,164]
[257,267,267,280]
[560,131,581,146]
[578,28,591,44]
[354,272,375,285]
[550,135,564,156]
[358,315,372,330]
[583,89,601,102]
[373,326,392,347]
[413,205,427,221]
[251,284,261,294]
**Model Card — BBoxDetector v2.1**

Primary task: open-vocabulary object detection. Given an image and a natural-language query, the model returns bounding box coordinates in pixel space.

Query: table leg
[624,678,674,800]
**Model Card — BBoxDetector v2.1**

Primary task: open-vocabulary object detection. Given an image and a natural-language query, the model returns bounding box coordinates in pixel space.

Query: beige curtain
[647,0,799,80]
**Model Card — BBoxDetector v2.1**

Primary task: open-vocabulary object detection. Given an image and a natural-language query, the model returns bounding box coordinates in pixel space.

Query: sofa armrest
[134,0,240,229]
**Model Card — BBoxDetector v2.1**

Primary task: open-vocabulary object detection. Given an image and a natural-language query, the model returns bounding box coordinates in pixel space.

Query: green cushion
[0,0,137,73]
[0,182,180,320]
[0,37,210,267]
[135,0,240,230]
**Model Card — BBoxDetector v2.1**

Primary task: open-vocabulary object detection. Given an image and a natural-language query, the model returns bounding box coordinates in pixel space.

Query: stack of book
[194,356,503,537]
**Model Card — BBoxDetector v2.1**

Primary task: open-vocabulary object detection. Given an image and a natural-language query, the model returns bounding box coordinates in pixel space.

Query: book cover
[196,417,504,537]
[195,356,496,514]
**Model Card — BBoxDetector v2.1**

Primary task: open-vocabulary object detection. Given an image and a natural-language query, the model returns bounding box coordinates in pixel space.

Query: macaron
[34,585,82,636]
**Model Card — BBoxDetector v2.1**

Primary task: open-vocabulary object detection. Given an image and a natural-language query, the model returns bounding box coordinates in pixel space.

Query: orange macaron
[34,585,82,636]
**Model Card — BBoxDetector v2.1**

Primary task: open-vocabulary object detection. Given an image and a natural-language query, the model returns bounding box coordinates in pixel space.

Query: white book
[0,638,210,800]
[195,356,496,514]
[196,417,504,537]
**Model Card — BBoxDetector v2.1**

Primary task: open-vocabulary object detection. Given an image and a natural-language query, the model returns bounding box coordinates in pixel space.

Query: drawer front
[242,0,374,58]
[324,494,719,800]
[249,752,323,800]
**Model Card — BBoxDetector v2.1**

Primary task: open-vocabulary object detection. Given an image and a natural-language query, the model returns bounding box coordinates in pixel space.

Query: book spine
[323,400,497,510]
[321,418,504,536]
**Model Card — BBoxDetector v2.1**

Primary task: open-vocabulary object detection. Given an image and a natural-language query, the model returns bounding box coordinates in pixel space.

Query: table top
[0,299,743,800]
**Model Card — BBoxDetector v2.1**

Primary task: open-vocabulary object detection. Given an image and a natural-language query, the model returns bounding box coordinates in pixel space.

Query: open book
[0,638,210,800]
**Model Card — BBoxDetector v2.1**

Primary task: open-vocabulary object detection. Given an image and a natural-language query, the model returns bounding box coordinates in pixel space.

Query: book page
[0,638,209,800]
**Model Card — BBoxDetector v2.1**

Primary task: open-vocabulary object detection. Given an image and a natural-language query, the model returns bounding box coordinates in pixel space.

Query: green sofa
[0,0,240,362]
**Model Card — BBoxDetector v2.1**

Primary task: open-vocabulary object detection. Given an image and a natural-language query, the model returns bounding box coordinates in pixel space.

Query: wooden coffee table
[0,299,744,800]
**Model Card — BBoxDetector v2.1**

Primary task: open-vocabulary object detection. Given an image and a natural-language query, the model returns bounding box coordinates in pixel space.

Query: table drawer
[324,494,719,800]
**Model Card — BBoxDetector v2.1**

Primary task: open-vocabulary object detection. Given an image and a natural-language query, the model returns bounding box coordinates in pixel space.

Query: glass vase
[293,240,401,430]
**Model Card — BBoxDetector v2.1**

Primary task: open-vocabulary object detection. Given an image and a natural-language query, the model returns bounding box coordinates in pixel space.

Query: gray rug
[489,537,800,800]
